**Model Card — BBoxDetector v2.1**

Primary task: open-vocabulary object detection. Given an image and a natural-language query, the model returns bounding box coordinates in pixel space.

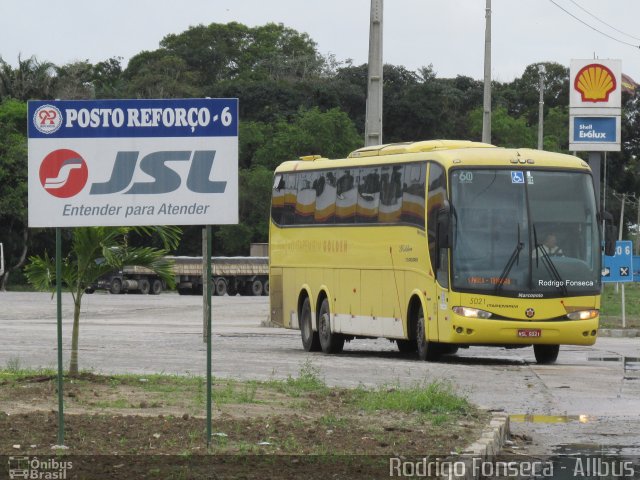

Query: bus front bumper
[444,315,599,346]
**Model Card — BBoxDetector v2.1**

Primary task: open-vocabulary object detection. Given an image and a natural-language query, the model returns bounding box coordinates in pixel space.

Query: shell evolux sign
[569,59,621,152]
[28,98,239,227]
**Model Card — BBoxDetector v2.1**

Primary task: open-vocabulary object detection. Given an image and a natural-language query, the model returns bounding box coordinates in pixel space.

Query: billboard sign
[569,59,621,152]
[28,98,238,227]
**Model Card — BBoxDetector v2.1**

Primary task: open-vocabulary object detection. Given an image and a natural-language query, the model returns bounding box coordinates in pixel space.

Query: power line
[548,0,640,49]
[567,0,640,42]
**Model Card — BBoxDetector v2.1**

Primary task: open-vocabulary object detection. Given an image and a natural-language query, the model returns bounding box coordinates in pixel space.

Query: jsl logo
[40,150,227,197]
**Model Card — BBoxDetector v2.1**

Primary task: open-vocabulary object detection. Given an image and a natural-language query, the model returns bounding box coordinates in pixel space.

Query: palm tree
[0,55,56,101]
[24,226,181,375]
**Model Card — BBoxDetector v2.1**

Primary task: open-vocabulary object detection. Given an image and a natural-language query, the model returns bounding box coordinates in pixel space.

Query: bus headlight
[566,310,599,320]
[453,306,493,319]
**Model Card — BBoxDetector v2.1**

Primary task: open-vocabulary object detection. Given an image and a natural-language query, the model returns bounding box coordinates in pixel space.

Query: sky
[1,0,639,83]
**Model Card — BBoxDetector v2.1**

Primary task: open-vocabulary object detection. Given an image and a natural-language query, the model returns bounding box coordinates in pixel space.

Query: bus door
[426,163,449,342]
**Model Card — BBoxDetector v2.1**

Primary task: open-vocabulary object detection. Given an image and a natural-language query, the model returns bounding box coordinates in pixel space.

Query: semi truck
[87,244,268,296]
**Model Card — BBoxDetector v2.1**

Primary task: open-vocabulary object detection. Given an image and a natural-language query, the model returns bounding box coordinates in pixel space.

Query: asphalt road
[1,291,639,456]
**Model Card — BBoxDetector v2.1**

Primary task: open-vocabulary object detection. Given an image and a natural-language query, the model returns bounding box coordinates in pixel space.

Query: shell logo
[574,63,617,102]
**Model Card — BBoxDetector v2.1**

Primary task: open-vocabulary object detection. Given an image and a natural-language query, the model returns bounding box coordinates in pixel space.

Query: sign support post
[55,227,64,446]
[205,225,213,446]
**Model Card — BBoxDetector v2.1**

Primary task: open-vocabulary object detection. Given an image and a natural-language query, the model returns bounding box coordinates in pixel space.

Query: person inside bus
[537,232,564,257]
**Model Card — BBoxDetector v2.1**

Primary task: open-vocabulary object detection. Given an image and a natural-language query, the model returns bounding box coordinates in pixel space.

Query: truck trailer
[88,244,269,296]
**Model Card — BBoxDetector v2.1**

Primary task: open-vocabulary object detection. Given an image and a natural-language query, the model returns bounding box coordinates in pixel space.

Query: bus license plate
[518,329,541,338]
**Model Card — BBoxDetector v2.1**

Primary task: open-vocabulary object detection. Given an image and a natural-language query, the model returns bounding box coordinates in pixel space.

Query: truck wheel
[150,279,163,295]
[139,278,150,295]
[84,287,95,294]
[251,279,263,296]
[262,280,269,296]
[110,278,122,295]
[215,278,227,296]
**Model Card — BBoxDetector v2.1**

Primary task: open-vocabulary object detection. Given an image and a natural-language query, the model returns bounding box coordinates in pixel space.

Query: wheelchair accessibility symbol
[511,171,525,184]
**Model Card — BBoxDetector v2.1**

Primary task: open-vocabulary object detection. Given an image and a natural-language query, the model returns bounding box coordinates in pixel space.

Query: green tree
[468,106,536,147]
[54,60,96,99]
[253,107,362,170]
[125,51,201,98]
[0,55,56,101]
[24,226,180,375]
[0,99,28,290]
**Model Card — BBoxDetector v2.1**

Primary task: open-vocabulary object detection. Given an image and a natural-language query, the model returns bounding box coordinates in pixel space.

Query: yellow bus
[269,140,609,364]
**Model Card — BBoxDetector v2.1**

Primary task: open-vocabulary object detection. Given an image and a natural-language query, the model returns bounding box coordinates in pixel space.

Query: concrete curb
[441,413,510,480]
[598,328,639,337]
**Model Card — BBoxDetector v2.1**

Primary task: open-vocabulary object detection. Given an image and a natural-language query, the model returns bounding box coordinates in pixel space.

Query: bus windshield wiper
[495,224,524,294]
[533,224,567,295]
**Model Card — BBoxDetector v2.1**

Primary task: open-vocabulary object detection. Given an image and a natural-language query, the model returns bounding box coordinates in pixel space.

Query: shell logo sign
[574,63,617,103]
[569,59,621,152]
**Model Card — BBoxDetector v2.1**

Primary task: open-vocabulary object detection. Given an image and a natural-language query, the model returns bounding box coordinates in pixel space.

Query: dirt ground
[0,372,488,479]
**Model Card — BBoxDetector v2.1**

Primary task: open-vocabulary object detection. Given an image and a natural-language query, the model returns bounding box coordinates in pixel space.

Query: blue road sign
[602,241,633,283]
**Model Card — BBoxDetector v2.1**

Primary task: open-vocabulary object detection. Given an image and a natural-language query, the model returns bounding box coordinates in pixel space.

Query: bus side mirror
[602,211,616,256]
[436,202,451,250]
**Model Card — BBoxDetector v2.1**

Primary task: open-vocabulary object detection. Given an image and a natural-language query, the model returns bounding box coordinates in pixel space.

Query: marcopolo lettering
[89,150,226,195]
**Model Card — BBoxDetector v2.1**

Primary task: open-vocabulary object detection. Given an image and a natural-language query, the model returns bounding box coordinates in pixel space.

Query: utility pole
[364,0,383,147]
[537,64,546,150]
[482,0,492,143]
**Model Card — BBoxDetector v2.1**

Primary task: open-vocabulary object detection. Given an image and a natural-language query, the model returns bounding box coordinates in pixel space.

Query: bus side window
[427,163,448,285]
[295,172,319,225]
[282,173,297,226]
[314,170,337,224]
[402,163,426,228]
[378,165,403,224]
[357,167,381,223]
[271,174,284,225]
[336,168,357,224]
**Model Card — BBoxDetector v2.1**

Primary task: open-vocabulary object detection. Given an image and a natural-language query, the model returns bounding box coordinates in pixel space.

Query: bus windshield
[450,169,600,298]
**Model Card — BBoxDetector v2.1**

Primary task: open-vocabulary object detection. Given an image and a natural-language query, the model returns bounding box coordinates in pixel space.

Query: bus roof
[274,140,591,173]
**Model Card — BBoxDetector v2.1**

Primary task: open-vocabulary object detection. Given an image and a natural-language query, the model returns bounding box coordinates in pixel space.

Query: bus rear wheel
[416,305,440,361]
[300,297,320,352]
[533,344,559,364]
[318,298,344,354]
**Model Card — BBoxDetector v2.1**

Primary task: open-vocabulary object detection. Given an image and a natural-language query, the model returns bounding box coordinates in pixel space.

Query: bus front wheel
[300,297,320,352]
[318,298,344,354]
[533,344,559,364]
[416,305,440,361]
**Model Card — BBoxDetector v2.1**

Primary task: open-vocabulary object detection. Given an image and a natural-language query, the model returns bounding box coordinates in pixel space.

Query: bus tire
[300,297,320,352]
[150,279,163,295]
[139,278,150,295]
[396,339,416,354]
[110,278,123,295]
[318,298,344,354]
[416,304,440,361]
[533,344,559,364]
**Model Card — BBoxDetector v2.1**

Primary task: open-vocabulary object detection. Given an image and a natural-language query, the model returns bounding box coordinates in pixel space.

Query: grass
[349,381,471,424]
[0,360,489,475]
[599,283,640,328]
